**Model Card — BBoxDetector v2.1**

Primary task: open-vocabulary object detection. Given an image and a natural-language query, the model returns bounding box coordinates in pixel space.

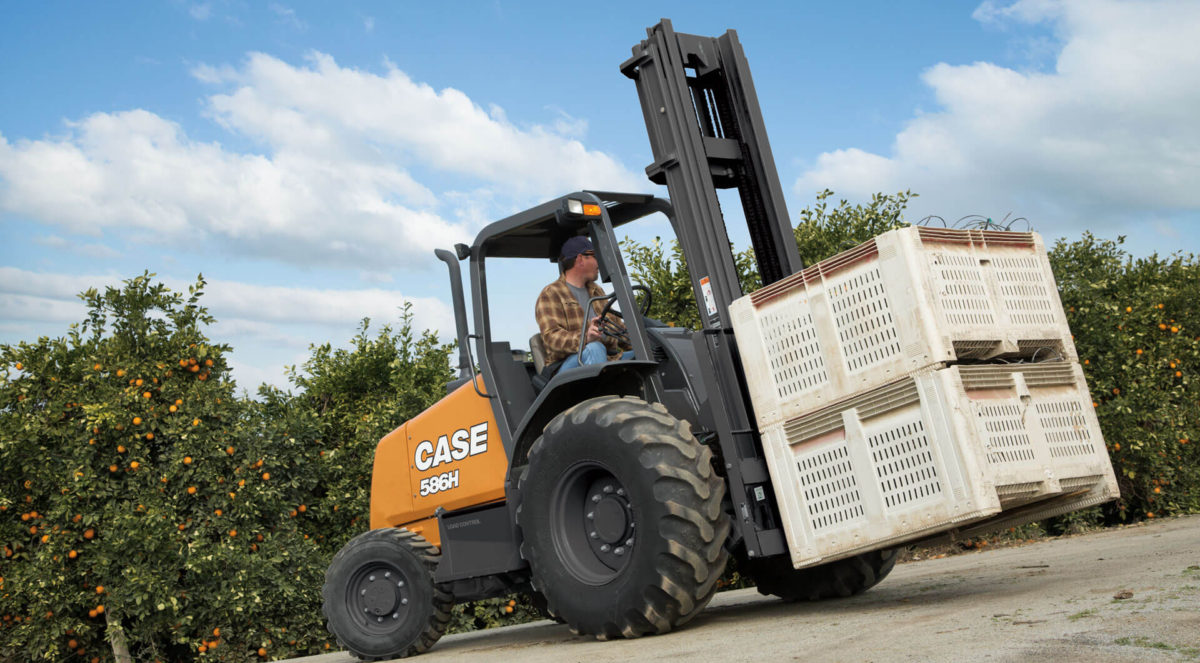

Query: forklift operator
[535,236,633,376]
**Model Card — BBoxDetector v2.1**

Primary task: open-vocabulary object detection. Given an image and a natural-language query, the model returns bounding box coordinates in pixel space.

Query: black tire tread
[748,548,898,602]
[322,528,453,660]
[518,396,730,640]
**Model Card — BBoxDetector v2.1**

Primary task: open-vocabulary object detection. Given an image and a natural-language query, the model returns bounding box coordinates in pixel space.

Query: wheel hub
[351,567,410,626]
[583,477,635,573]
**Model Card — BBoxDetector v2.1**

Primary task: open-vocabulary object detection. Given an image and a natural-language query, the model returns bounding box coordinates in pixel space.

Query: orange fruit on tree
[68,550,77,559]
[205,359,213,367]
[212,627,220,637]
[226,446,234,455]
[183,456,192,465]
[93,363,101,371]
[298,504,307,513]
[262,472,270,481]
[169,405,177,412]
[146,432,154,440]
[142,391,151,399]
[187,486,197,495]
[117,445,126,453]
[133,417,142,425]
[130,461,139,470]
[258,648,267,657]
[115,369,125,377]
[83,528,94,539]
[108,465,118,473]
[228,529,237,537]
[192,418,200,426]
[96,585,104,594]
[135,379,143,387]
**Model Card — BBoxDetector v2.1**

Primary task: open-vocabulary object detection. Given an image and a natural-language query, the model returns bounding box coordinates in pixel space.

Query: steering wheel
[576,286,653,365]
[596,285,652,339]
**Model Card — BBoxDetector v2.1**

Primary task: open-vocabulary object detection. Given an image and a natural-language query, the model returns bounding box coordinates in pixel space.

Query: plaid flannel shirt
[534,277,629,365]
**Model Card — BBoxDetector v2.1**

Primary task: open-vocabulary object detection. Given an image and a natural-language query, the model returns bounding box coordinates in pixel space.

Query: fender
[505,359,659,483]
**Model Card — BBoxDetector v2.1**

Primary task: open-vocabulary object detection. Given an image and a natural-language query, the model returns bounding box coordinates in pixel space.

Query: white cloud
[0,52,641,270]
[795,0,1200,246]
[269,3,306,32]
[189,3,212,21]
[0,268,456,390]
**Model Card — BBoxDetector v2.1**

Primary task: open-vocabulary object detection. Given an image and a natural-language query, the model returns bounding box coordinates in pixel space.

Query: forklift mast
[621,19,802,559]
[621,18,802,328]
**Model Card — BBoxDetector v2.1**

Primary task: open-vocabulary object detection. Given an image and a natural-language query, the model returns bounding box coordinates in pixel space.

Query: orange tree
[1049,234,1199,522]
[0,274,330,662]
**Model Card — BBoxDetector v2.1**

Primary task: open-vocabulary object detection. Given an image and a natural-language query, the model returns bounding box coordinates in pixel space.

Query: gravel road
[291,515,1200,663]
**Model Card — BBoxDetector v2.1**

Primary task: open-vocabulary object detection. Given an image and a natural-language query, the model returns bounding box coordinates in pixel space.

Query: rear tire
[745,549,898,602]
[322,528,452,660]
[517,396,730,639]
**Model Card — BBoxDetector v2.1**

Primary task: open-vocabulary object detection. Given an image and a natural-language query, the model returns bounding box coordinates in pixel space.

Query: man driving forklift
[534,235,633,378]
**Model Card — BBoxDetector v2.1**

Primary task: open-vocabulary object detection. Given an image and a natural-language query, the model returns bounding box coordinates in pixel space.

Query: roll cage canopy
[469,191,672,261]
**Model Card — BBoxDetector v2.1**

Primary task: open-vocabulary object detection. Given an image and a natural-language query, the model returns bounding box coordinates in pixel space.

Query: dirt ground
[291,514,1200,663]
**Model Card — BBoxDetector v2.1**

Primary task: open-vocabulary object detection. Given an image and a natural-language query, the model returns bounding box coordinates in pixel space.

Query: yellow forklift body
[369,376,506,547]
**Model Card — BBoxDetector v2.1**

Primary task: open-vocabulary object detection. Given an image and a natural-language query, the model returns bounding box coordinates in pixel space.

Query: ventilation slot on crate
[931,253,996,326]
[1060,475,1103,492]
[953,340,1003,359]
[795,442,865,531]
[1017,339,1066,361]
[1036,400,1095,459]
[993,256,1058,325]
[760,300,828,398]
[996,481,1044,500]
[976,402,1037,465]
[828,267,902,374]
[866,418,942,510]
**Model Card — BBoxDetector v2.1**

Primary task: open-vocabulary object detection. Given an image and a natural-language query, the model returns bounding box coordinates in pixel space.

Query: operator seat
[529,333,547,374]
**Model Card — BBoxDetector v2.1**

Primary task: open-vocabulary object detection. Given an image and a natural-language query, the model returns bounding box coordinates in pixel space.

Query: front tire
[322,528,452,660]
[517,396,730,639]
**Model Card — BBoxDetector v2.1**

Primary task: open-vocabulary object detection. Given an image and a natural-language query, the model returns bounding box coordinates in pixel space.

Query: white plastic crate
[731,227,1076,427]
[763,361,1114,569]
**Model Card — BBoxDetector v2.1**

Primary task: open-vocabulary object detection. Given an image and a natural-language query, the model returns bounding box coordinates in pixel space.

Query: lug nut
[376,617,383,623]
[590,531,598,539]
[603,484,614,493]
[368,575,375,582]
[617,488,625,496]
[398,581,405,587]
[625,537,634,546]
[600,544,610,552]
[384,572,391,578]
[392,613,399,620]
[361,589,367,596]
[614,547,625,555]
[401,598,409,605]
[587,511,594,520]
[591,494,601,503]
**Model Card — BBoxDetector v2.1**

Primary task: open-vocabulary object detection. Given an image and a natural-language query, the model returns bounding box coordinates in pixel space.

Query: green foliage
[793,189,914,265]
[1049,234,1199,522]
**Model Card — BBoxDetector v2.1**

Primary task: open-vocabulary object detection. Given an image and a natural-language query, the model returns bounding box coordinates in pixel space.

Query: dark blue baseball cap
[560,236,594,260]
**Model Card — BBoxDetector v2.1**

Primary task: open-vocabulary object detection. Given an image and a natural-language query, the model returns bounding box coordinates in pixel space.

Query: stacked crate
[730,227,1118,569]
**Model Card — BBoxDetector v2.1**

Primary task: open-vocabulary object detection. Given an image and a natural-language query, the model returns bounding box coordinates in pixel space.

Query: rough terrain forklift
[322,20,898,659]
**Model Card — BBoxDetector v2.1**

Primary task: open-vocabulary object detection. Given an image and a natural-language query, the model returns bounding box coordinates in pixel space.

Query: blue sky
[3,1,1198,391]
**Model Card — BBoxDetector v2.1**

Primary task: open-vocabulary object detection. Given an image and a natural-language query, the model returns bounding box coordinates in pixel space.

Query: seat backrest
[529,333,547,374]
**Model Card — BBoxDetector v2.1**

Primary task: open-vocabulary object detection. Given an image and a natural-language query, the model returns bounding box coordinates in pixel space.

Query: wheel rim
[345,563,412,633]
[549,462,636,585]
